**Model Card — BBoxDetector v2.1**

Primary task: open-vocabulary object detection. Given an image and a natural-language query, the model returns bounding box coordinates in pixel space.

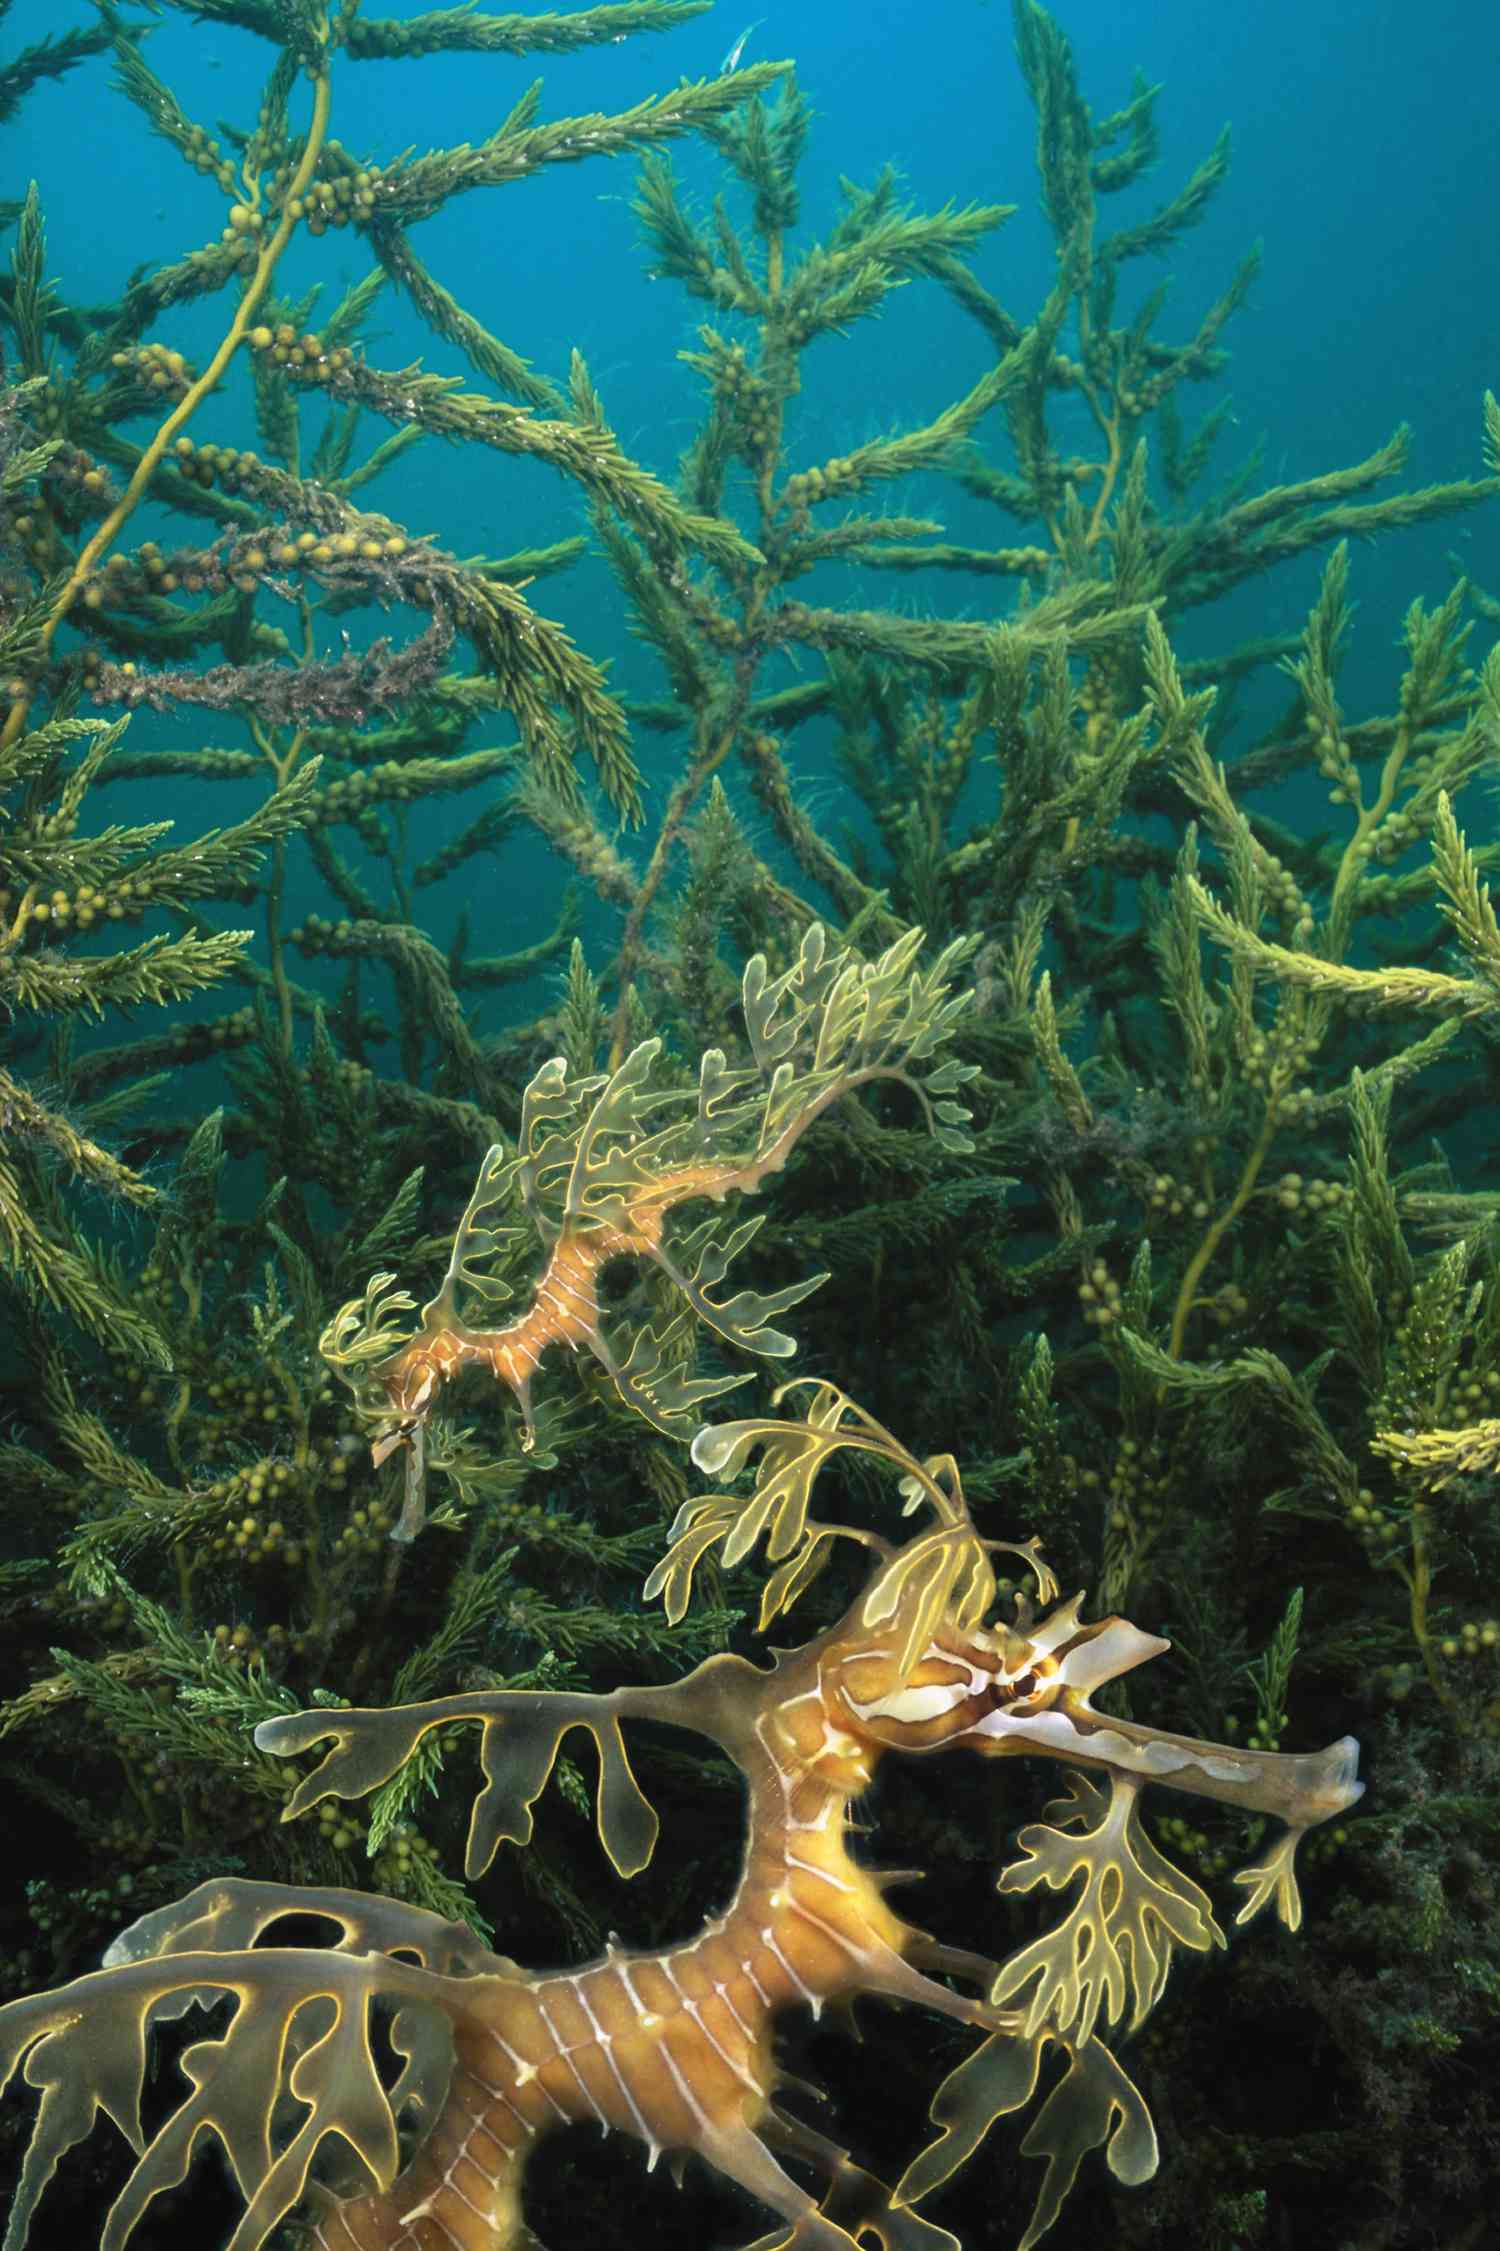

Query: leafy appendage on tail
[0,1879,498,2251]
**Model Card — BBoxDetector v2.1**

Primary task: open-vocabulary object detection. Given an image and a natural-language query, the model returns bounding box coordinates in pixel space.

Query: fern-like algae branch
[0,14,336,753]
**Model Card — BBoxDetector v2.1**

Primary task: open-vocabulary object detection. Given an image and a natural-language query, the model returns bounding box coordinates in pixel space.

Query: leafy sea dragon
[0,1383,1362,2251]
[319,922,979,1537]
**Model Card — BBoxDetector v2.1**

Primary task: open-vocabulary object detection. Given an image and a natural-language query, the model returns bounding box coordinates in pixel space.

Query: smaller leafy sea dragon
[320,922,979,1535]
[0,1384,1362,2251]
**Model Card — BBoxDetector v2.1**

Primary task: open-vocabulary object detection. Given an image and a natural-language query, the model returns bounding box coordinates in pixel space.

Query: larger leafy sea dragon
[0,1384,1361,2251]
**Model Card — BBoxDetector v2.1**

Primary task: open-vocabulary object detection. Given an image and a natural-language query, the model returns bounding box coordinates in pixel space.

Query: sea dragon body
[297,1584,1359,2251]
[0,937,1363,2251]
[320,925,980,1537]
[309,1639,941,2251]
[0,1459,1361,2251]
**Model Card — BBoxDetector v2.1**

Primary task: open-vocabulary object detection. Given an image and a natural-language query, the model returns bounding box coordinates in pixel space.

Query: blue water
[8,0,1498,1008]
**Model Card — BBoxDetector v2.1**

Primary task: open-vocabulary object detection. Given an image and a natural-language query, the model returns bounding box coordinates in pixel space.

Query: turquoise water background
[7,0,1498,1016]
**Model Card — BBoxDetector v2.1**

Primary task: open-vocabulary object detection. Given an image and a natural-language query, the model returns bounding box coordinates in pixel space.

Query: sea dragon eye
[984,1668,1036,1711]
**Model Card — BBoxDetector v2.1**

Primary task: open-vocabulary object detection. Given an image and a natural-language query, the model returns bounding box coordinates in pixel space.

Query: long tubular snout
[999,1701,1365,1829]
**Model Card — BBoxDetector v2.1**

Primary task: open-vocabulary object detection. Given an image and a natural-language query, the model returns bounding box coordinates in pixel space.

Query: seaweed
[0,1,1497,2244]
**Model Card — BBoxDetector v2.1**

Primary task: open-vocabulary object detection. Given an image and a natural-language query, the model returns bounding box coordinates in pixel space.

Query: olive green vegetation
[0,0,1497,2242]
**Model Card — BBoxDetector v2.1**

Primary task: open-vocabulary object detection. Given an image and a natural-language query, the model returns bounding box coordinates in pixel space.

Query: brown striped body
[0,1533,1357,2251]
[313,1647,913,2251]
[380,1162,744,1437]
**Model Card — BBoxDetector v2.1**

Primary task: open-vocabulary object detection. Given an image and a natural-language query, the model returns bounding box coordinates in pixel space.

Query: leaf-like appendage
[1013,2032,1158,2251]
[0,1929,461,2251]
[656,1211,829,1357]
[643,1496,745,1624]
[515,1053,597,1226]
[991,1772,1224,2044]
[895,2028,1047,2210]
[757,1525,838,1631]
[742,923,980,1159]
[687,1379,856,1481]
[896,2026,1157,2251]
[422,1140,525,1327]
[662,1383,1025,1638]
[606,1310,753,1434]
[666,1389,856,1580]
[1231,1825,1305,1930]
[695,1045,762,1150]
[740,923,838,1071]
[320,1271,418,1383]
[813,956,873,1071]
[563,1039,665,1227]
[861,1526,997,1677]
[102,1875,498,1984]
[256,1689,661,1880]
